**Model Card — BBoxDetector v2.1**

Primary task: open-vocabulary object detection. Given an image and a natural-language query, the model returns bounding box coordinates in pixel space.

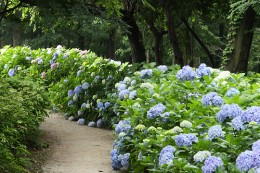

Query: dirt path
[40,113,119,173]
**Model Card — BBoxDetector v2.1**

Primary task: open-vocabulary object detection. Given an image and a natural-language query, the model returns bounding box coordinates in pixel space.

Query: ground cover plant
[2,46,260,172]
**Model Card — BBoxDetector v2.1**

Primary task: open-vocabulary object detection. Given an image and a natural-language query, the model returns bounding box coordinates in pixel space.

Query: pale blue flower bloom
[159,145,176,166]
[129,90,137,99]
[202,92,223,106]
[175,134,198,147]
[118,153,130,169]
[97,102,104,110]
[74,86,83,95]
[241,106,260,123]
[82,82,89,90]
[216,104,243,122]
[118,89,129,100]
[97,119,102,128]
[231,116,245,131]
[208,125,224,141]
[226,88,240,97]
[115,120,131,134]
[196,63,210,78]
[68,100,74,107]
[104,102,110,109]
[176,65,196,80]
[157,65,168,73]
[8,69,15,77]
[77,70,82,77]
[117,83,127,91]
[236,150,260,172]
[147,103,166,119]
[140,69,152,78]
[63,79,68,84]
[202,156,223,173]
[88,121,96,127]
[77,118,85,125]
[252,140,260,152]
[81,103,87,109]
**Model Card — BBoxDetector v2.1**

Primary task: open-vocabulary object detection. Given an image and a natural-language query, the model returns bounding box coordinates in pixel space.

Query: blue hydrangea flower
[77,118,85,125]
[129,90,137,99]
[252,140,260,152]
[158,145,176,166]
[115,120,131,134]
[68,90,74,97]
[82,82,89,90]
[8,69,15,77]
[160,112,170,122]
[117,83,127,91]
[176,65,196,80]
[94,75,101,81]
[236,150,260,172]
[111,149,121,170]
[63,79,68,84]
[53,52,58,58]
[118,153,130,169]
[77,70,82,77]
[208,125,224,141]
[140,69,153,78]
[88,121,96,127]
[196,63,210,78]
[97,102,105,110]
[97,119,102,128]
[104,102,110,109]
[157,65,168,73]
[202,156,223,173]
[147,103,166,119]
[118,89,129,100]
[241,106,260,123]
[231,116,245,131]
[202,92,223,106]
[4,64,8,69]
[81,103,87,109]
[37,58,43,64]
[74,86,83,95]
[216,104,243,123]
[175,134,198,147]
[68,100,74,107]
[226,88,240,98]
[256,168,260,173]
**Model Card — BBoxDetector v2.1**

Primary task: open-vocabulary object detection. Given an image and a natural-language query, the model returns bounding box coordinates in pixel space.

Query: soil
[40,112,120,173]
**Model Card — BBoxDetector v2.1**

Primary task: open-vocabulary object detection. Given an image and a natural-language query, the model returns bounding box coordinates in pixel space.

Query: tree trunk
[78,34,85,50]
[122,10,146,63]
[12,21,22,46]
[107,28,116,60]
[225,6,256,73]
[159,0,183,66]
[184,29,192,66]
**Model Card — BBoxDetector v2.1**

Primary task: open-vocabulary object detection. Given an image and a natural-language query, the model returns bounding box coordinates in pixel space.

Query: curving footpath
[40,113,119,173]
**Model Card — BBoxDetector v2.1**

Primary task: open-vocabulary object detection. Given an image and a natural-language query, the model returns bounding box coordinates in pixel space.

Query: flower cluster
[140,69,152,78]
[96,119,102,128]
[208,125,225,141]
[88,121,96,127]
[74,85,83,95]
[180,120,192,128]
[158,145,176,166]
[82,82,89,90]
[194,151,211,162]
[77,118,85,125]
[196,63,210,78]
[216,104,243,123]
[175,134,198,147]
[176,65,196,80]
[157,65,168,73]
[236,150,260,172]
[226,88,240,97]
[111,149,130,170]
[202,92,223,106]
[202,156,223,173]
[8,69,15,77]
[147,103,166,119]
[115,120,131,134]
[241,106,260,123]
[231,116,245,131]
[97,101,110,111]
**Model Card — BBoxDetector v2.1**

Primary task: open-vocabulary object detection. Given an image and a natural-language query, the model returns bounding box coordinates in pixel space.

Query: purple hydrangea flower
[226,88,240,98]
[175,134,198,147]
[68,90,74,97]
[50,63,58,69]
[129,90,137,99]
[159,145,176,166]
[236,150,260,172]
[176,65,196,80]
[147,103,166,119]
[140,69,152,78]
[196,63,210,78]
[68,100,74,107]
[74,86,83,95]
[231,116,245,131]
[77,118,85,125]
[202,156,223,173]
[208,125,224,141]
[202,92,223,106]
[88,121,96,127]
[241,106,260,123]
[104,102,111,109]
[82,82,89,89]
[252,140,260,152]
[115,120,131,134]
[118,89,129,100]
[157,65,168,73]
[97,119,102,128]
[216,104,243,123]
[8,69,15,77]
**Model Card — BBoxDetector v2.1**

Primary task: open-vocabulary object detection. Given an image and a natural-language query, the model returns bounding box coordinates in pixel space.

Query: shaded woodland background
[0,0,260,72]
